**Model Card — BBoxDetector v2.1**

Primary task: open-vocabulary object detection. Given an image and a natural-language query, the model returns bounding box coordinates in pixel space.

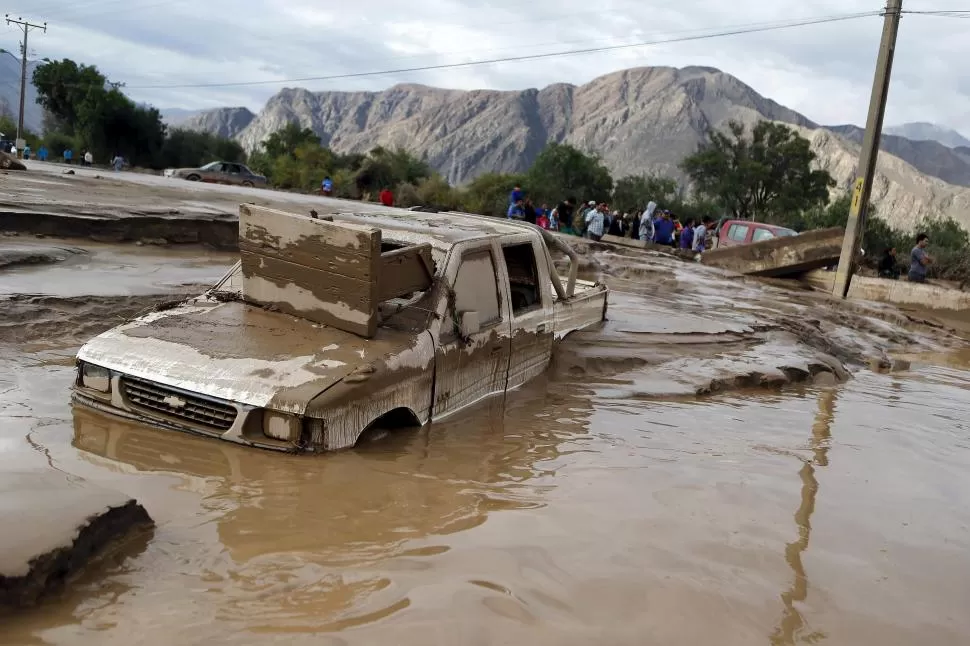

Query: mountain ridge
[163,66,970,232]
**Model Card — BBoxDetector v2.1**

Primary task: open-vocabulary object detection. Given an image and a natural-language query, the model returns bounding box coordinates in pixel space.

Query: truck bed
[552,278,608,339]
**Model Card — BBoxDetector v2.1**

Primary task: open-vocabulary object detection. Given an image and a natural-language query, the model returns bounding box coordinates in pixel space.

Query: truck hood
[77,299,417,414]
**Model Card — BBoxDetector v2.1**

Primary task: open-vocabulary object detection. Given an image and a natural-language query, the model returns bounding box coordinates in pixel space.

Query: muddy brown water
[2,240,970,645]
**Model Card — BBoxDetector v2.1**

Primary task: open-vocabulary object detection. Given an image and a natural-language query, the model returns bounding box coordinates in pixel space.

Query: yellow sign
[850,177,865,215]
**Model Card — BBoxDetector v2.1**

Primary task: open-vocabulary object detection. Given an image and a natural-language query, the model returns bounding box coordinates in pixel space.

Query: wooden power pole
[832,0,902,299]
[4,15,46,148]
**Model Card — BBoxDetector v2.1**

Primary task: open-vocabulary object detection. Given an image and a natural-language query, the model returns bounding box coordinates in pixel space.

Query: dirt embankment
[0,291,206,346]
[0,212,239,249]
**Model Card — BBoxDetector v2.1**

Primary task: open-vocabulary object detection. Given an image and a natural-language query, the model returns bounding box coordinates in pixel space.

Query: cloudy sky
[2,0,968,134]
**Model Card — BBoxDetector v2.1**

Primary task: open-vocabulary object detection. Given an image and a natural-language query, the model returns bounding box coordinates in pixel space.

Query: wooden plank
[239,204,381,337]
[241,253,377,337]
[239,239,372,282]
[378,243,435,301]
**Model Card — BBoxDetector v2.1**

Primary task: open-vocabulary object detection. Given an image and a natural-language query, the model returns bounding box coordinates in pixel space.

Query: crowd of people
[506,186,715,253]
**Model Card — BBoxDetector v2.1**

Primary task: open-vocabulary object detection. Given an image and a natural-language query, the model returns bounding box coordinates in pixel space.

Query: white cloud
[4,0,969,135]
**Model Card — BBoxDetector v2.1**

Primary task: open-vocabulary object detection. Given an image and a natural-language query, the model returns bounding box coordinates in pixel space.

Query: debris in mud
[0,152,26,171]
[0,471,153,609]
[208,290,243,303]
[152,299,184,312]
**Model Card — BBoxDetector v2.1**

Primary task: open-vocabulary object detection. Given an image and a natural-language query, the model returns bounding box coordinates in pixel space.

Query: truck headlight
[263,410,300,442]
[79,362,111,393]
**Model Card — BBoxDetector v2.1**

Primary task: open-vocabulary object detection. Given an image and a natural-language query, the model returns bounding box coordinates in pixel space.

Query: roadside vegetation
[28,58,245,169]
[25,58,969,282]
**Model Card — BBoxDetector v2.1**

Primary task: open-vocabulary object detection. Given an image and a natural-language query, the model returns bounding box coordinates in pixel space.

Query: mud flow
[3,237,970,645]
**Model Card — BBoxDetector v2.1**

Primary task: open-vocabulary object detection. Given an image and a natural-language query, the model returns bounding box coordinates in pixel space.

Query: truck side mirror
[458,311,480,337]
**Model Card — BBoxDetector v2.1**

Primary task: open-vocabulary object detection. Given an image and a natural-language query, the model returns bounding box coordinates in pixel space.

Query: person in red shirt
[536,212,550,229]
[379,187,394,206]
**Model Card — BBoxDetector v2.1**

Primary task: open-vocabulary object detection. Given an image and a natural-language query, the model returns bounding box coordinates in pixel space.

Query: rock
[0,152,26,171]
[0,471,153,608]
[138,237,169,246]
[62,169,75,175]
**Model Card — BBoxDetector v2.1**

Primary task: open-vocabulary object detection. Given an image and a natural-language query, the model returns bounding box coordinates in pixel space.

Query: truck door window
[502,243,541,315]
[728,223,750,242]
[752,228,775,242]
[445,251,501,336]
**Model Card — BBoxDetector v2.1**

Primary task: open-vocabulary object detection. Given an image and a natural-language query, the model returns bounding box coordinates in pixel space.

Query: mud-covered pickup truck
[73,204,608,452]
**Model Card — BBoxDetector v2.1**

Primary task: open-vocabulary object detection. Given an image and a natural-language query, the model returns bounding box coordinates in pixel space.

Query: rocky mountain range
[172,66,970,232]
[885,122,970,149]
[177,106,255,139]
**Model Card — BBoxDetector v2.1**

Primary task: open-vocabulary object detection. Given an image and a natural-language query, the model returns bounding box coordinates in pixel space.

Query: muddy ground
[2,164,970,645]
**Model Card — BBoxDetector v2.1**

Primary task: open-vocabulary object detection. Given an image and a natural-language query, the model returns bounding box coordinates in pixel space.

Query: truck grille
[121,377,237,431]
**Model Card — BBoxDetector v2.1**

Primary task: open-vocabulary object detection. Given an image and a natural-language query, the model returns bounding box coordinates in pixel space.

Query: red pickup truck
[711,218,798,249]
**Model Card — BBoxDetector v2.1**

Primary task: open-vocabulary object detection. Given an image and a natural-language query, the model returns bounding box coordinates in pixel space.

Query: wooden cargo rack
[238,204,434,337]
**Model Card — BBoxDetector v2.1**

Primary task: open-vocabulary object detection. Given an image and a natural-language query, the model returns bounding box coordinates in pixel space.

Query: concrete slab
[702,227,844,277]
[0,471,152,608]
[803,269,970,311]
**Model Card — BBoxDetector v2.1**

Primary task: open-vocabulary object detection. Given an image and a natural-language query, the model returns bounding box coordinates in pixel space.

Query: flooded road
[2,240,970,645]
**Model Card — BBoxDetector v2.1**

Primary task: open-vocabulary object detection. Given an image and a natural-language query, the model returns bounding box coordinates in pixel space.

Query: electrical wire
[122,10,882,90]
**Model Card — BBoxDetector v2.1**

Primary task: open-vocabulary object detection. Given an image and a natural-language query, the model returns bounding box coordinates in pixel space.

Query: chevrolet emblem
[162,395,187,409]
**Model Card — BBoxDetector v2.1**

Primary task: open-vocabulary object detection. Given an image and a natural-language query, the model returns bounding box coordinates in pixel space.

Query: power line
[124,11,882,90]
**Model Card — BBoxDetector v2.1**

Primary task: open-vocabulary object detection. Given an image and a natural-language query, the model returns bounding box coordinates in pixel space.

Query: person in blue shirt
[321,176,334,196]
[509,185,523,205]
[507,198,525,220]
[679,219,695,249]
[653,210,676,245]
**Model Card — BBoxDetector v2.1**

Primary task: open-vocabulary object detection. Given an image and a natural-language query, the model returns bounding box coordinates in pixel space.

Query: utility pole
[4,15,46,150]
[832,0,902,299]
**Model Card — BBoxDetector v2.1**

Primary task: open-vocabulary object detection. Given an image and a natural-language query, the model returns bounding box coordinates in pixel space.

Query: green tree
[0,115,40,148]
[32,59,107,136]
[525,143,613,205]
[681,120,834,221]
[612,174,678,214]
[354,146,432,194]
[458,172,527,217]
[262,122,320,158]
[159,129,246,169]
[32,58,167,166]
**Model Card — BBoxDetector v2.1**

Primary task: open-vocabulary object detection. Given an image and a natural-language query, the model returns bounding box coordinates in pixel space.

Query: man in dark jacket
[523,198,538,225]
[555,197,576,234]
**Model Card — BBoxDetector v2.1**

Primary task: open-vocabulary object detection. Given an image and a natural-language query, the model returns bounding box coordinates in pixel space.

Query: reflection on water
[3,362,970,645]
[62,378,593,636]
[771,388,835,645]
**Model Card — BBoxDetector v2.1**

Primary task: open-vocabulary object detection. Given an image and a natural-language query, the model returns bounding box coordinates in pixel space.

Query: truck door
[431,245,512,419]
[500,238,555,389]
